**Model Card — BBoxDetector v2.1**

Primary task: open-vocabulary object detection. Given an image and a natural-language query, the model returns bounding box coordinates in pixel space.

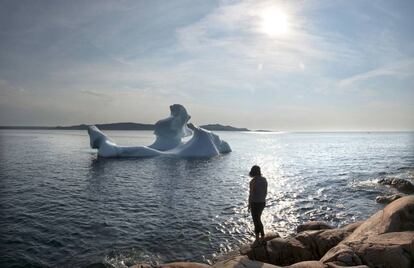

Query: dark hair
[249,165,261,177]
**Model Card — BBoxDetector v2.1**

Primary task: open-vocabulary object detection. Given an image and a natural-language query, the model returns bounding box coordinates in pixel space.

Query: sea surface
[0,130,413,267]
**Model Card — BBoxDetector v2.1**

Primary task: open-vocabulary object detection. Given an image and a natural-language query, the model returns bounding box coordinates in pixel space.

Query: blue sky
[0,0,413,130]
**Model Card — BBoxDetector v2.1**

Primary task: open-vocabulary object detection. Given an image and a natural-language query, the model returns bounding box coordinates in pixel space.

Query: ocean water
[0,130,413,267]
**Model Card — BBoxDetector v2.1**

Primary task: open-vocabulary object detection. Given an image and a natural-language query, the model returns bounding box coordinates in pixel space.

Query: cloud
[338,58,414,90]
[176,0,382,68]
[0,0,413,130]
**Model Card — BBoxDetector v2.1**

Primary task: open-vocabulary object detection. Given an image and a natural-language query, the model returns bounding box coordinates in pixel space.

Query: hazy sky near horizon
[0,0,413,130]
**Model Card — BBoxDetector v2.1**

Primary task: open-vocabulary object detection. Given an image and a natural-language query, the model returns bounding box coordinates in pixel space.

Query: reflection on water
[0,130,413,267]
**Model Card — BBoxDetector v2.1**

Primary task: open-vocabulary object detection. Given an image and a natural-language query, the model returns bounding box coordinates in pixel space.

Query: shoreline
[0,123,253,132]
[86,178,414,268]
[93,195,412,268]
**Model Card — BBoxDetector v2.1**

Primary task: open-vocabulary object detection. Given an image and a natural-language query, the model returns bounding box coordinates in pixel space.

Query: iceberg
[87,104,231,158]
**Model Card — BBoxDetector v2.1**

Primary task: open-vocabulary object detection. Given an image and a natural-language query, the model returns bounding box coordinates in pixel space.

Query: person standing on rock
[248,165,268,243]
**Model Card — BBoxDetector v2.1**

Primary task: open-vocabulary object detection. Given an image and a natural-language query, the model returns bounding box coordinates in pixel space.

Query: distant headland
[0,123,268,132]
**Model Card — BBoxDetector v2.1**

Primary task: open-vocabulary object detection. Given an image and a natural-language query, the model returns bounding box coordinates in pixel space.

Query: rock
[375,193,402,204]
[391,178,414,193]
[350,232,414,267]
[320,244,363,266]
[325,263,368,268]
[282,221,362,262]
[286,261,327,268]
[131,263,210,268]
[320,196,414,268]
[378,177,414,193]
[84,263,114,268]
[235,233,281,257]
[378,177,396,186]
[129,265,151,268]
[245,220,363,266]
[157,262,211,268]
[263,232,281,241]
[321,232,414,267]
[339,221,364,233]
[295,227,354,259]
[346,195,414,240]
[297,221,333,233]
[286,261,369,268]
[213,255,281,268]
[246,237,314,266]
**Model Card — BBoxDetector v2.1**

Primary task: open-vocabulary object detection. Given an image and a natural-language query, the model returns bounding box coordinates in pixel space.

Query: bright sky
[0,0,413,131]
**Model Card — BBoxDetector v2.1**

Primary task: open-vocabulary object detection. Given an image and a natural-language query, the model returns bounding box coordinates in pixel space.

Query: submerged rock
[375,193,402,204]
[378,177,414,193]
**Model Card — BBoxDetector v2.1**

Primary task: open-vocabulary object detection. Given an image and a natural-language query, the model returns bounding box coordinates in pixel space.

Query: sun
[259,7,289,36]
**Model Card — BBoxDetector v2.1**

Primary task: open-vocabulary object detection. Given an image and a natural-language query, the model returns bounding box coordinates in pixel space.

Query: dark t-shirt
[249,176,267,203]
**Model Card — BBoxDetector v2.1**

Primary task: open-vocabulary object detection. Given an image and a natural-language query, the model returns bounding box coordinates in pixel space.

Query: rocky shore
[375,177,414,204]
[124,195,414,268]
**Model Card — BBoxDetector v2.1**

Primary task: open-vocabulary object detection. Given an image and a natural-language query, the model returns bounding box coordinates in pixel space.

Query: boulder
[325,263,368,268]
[285,261,327,268]
[129,264,151,268]
[245,221,363,266]
[321,232,414,267]
[295,227,354,259]
[320,244,363,266]
[378,177,414,193]
[349,232,414,268]
[297,221,333,233]
[213,255,281,268]
[246,237,313,265]
[339,221,364,233]
[320,196,414,268]
[293,221,363,260]
[375,193,402,204]
[346,195,414,241]
[238,233,281,256]
[286,261,369,268]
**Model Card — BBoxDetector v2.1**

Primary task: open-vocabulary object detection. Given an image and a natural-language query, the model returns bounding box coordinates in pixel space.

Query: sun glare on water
[259,7,289,37]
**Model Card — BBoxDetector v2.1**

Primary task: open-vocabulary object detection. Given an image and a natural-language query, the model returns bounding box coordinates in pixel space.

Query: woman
[248,165,268,242]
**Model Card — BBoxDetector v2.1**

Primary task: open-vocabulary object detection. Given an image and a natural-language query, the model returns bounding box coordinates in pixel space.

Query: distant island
[0,123,261,131]
[198,124,249,131]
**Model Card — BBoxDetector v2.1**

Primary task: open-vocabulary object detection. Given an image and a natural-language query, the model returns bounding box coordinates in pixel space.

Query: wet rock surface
[378,177,414,193]
[375,193,402,204]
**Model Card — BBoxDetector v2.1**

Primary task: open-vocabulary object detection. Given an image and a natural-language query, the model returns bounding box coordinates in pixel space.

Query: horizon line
[0,124,413,133]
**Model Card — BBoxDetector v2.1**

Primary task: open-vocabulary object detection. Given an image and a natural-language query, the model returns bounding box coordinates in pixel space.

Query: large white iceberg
[87,104,231,158]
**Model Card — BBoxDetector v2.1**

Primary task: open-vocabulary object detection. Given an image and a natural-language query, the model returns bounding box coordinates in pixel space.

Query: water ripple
[0,130,413,267]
